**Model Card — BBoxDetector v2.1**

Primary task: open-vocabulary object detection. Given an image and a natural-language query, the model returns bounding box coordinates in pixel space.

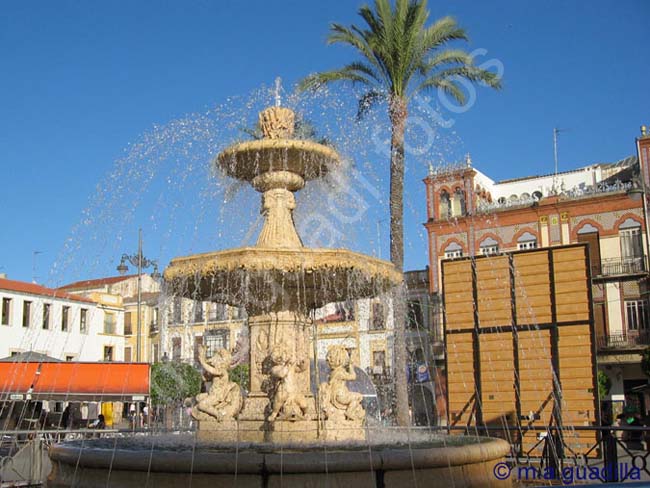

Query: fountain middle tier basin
[217,138,340,184]
[47,432,511,488]
[164,247,402,310]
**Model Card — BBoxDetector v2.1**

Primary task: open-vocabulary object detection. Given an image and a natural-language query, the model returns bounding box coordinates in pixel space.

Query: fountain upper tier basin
[164,247,402,311]
[217,138,340,185]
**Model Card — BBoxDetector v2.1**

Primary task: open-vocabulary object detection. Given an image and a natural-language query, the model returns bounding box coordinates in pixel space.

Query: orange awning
[0,362,150,401]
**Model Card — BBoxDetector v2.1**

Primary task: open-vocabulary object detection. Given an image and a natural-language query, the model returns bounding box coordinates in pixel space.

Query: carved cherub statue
[320,345,365,422]
[267,343,308,422]
[192,345,243,422]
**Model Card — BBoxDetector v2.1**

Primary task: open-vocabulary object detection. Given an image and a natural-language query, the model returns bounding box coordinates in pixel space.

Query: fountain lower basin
[47,431,511,487]
[165,247,402,310]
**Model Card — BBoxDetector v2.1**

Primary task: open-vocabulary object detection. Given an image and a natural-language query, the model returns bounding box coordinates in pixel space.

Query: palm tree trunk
[389,96,410,427]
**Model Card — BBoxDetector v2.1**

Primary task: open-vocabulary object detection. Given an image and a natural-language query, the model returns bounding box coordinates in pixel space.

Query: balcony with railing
[591,256,647,278]
[597,330,650,350]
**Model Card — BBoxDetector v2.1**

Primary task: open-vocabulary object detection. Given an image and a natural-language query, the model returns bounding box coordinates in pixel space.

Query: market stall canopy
[0,362,150,402]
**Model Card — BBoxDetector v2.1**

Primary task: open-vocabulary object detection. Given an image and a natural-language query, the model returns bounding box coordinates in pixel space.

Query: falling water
[1,82,522,488]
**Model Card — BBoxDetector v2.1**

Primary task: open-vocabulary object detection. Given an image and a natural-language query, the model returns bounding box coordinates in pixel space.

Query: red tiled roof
[59,274,137,291]
[0,278,95,304]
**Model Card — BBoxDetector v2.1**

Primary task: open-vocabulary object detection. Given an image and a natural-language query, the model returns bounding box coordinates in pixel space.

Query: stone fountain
[164,104,401,444]
[47,104,511,487]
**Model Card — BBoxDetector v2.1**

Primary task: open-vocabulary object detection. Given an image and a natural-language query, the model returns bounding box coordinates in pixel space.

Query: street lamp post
[117,228,160,362]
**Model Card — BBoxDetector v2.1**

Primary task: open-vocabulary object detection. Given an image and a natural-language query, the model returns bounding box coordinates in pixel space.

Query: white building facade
[0,277,125,362]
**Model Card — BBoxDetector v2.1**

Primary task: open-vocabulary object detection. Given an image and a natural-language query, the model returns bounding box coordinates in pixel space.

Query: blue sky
[1,0,649,285]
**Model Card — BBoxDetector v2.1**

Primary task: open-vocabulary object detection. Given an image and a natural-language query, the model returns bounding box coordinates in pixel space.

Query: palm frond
[420,16,468,52]
[298,67,375,92]
[357,90,386,119]
[428,66,503,89]
[416,77,467,105]
[419,49,474,75]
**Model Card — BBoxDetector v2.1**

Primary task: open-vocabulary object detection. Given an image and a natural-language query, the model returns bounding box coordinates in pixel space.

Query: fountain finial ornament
[259,105,295,140]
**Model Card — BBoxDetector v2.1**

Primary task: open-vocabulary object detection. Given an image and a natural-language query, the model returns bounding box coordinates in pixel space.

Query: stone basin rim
[165,247,403,283]
[216,139,341,182]
[49,436,510,474]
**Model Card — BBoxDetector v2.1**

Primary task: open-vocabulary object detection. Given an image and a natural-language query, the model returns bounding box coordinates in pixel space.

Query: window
[10,351,20,357]
[372,350,386,375]
[438,190,451,219]
[453,187,466,217]
[517,232,537,250]
[124,347,132,362]
[577,226,601,275]
[61,306,70,331]
[104,312,116,334]
[209,303,228,322]
[124,312,133,335]
[103,346,114,362]
[152,343,159,363]
[194,336,203,364]
[443,242,463,259]
[65,355,75,362]
[370,302,385,330]
[480,245,499,255]
[42,303,50,329]
[620,223,644,273]
[479,236,499,256]
[151,308,159,330]
[172,337,182,361]
[518,241,537,250]
[22,301,31,327]
[193,301,204,323]
[626,300,648,331]
[173,297,182,323]
[407,300,423,330]
[80,308,88,334]
[2,297,11,325]
[204,329,229,357]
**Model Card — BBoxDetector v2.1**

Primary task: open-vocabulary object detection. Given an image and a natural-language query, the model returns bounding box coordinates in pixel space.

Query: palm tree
[300,0,501,425]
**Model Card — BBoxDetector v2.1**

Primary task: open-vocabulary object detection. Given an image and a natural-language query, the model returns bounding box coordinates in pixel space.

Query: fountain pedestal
[236,311,320,443]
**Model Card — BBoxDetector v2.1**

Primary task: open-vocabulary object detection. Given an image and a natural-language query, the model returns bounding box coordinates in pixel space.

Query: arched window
[517,232,537,250]
[439,190,451,219]
[479,237,499,255]
[443,242,463,259]
[454,187,466,216]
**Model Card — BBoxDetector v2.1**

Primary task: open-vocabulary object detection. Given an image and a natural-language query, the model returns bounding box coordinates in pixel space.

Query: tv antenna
[553,128,568,193]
